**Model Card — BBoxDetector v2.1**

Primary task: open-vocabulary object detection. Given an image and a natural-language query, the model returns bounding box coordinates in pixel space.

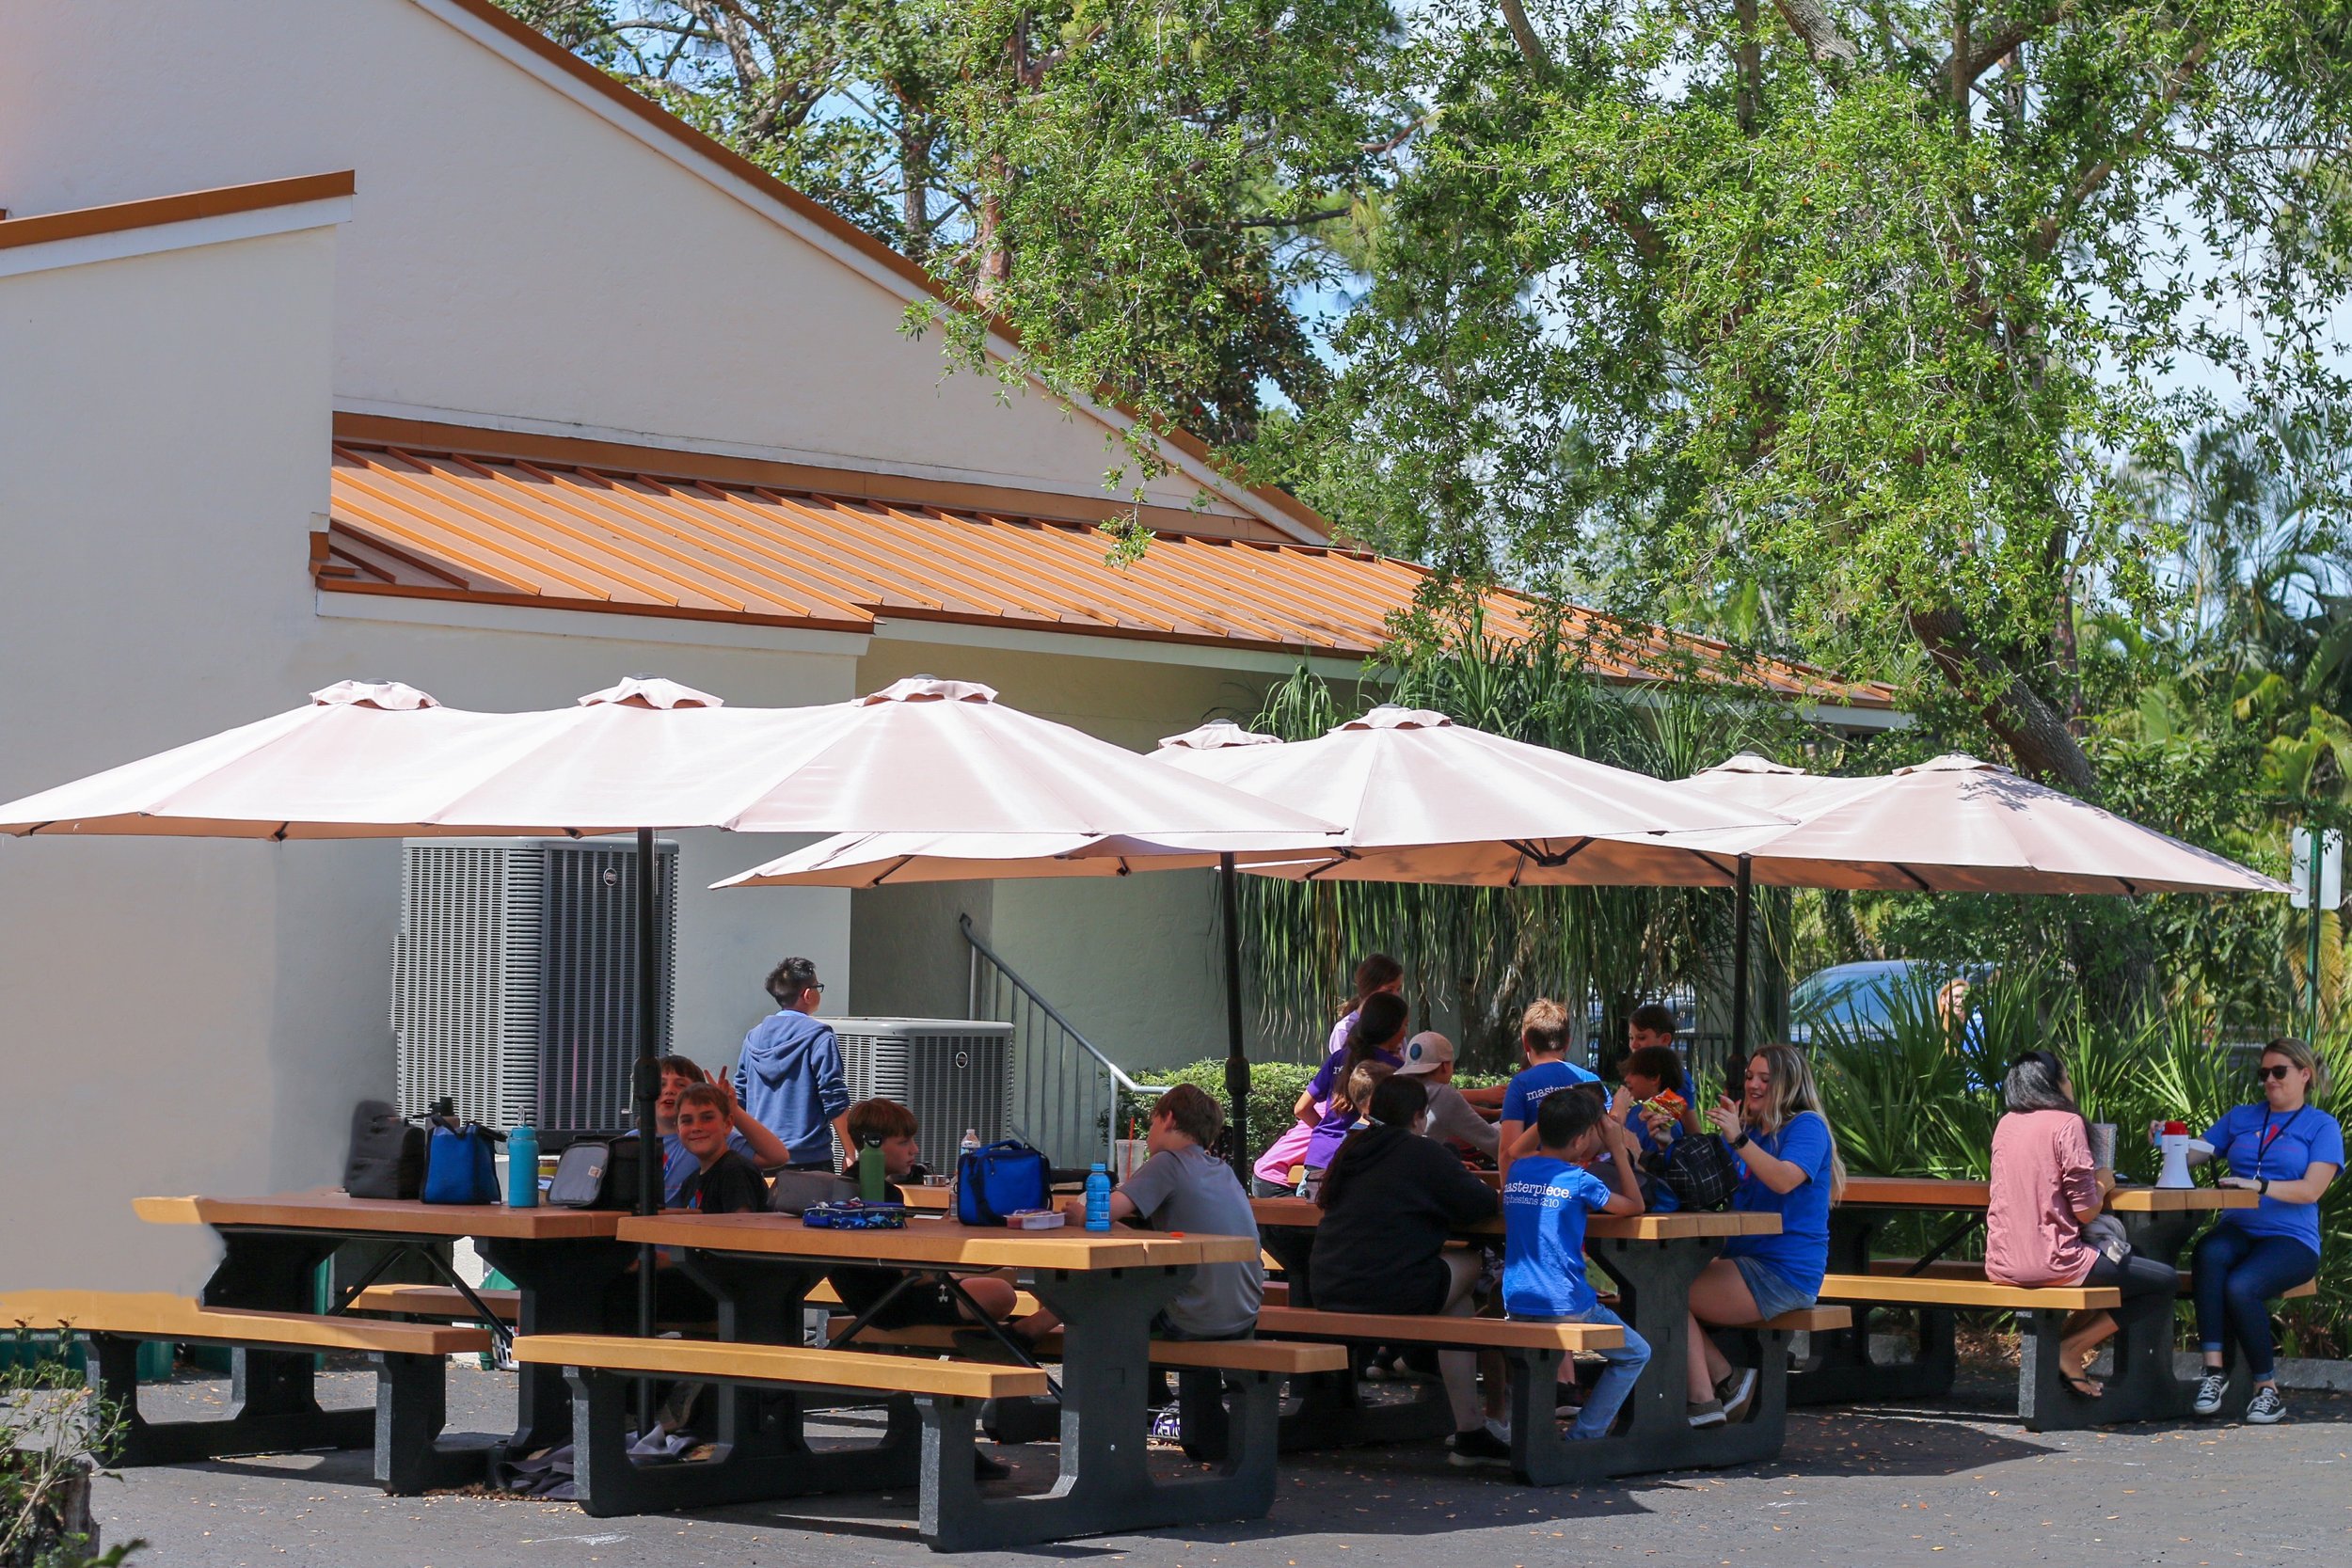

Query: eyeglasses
[2259,1064,2296,1082]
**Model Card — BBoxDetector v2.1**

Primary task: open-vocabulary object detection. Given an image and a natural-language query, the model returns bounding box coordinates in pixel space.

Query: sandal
[2061,1371,2104,1400]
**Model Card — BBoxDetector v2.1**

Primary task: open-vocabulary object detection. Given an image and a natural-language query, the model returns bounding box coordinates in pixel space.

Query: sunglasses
[2259,1064,2297,1082]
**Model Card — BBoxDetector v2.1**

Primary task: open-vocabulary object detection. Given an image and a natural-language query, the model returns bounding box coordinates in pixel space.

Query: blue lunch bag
[954,1140,1051,1226]
[421,1119,504,1205]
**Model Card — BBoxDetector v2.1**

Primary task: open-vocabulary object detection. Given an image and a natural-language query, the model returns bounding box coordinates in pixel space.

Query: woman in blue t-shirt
[1682,1043,1845,1429]
[2185,1037,2343,1425]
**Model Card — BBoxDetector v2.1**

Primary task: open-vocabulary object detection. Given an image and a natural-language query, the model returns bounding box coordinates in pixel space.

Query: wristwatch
[1729,1131,1751,1150]
[2258,1177,2270,1196]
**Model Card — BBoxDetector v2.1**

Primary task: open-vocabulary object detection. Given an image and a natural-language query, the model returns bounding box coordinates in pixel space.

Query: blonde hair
[1520,998,1573,1056]
[1338,1061,1393,1120]
[1747,1043,1847,1201]
[2263,1037,2332,1100]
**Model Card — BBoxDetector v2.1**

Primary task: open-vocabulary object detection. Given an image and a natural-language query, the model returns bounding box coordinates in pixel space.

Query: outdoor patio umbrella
[0,673,1334,1326]
[1675,751,2289,1060]
[721,705,1783,1176]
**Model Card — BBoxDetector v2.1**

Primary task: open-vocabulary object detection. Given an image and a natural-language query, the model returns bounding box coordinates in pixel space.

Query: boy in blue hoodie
[732,957,851,1170]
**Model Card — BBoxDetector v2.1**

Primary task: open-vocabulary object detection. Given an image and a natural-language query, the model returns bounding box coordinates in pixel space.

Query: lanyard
[2254,1107,2307,1183]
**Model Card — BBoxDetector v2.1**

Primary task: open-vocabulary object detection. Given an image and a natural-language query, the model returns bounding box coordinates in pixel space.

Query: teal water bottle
[506,1124,539,1208]
[859,1135,888,1203]
[1084,1163,1113,1231]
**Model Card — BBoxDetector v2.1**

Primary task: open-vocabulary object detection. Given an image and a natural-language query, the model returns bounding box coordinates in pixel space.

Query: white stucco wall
[0,221,857,1291]
[0,0,1253,522]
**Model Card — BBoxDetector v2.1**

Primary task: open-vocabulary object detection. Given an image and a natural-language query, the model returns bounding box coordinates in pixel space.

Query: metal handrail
[960,914,1166,1098]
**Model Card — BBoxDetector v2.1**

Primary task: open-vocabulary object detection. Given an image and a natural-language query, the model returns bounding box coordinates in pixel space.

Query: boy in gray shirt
[1396,1031,1501,1160]
[1053,1084,1263,1338]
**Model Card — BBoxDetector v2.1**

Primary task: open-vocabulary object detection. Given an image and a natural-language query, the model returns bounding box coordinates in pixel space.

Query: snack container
[1007,1209,1067,1229]
[801,1200,909,1230]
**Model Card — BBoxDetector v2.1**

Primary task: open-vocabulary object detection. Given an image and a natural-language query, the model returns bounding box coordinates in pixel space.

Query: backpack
[954,1140,1051,1226]
[421,1118,504,1205]
[343,1100,425,1200]
[1659,1131,1740,1212]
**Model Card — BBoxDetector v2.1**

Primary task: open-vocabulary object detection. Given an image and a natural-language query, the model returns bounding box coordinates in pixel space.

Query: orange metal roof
[316,443,1894,708]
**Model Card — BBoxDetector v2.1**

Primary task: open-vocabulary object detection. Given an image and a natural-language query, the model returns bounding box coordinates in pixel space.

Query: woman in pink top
[1986,1051,2176,1399]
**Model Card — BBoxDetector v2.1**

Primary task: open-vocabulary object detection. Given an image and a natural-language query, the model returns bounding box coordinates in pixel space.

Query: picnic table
[1249,1197,1820,1475]
[135,1192,632,1456]
[1795,1175,2257,1424]
[596,1210,1264,1551]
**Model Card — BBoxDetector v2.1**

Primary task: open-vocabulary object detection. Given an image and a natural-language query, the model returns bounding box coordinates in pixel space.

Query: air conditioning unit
[835,1018,1013,1162]
[392,838,677,1132]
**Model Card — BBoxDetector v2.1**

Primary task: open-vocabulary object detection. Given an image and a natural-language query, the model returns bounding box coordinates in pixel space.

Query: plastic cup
[2088,1122,2118,1171]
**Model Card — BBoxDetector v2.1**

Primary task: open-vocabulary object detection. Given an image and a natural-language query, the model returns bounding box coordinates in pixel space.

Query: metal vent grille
[836,1020,1013,1162]
[392,839,675,1132]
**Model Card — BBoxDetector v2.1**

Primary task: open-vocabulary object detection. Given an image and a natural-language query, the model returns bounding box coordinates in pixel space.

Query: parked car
[1786,960,1991,1046]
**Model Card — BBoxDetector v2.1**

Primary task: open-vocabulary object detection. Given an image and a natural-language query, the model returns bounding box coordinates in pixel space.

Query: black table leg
[194,1231,374,1454]
[475,1236,636,1456]
[1587,1235,1789,1474]
[1786,1213,1957,1406]
[2016,1210,2204,1430]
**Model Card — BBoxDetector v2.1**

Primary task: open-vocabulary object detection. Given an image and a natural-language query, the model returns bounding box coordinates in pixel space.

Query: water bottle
[505,1124,539,1209]
[1084,1163,1113,1231]
[953,1129,981,1204]
[859,1134,888,1203]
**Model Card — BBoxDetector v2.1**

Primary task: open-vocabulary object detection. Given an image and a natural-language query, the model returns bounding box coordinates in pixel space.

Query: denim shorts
[1729,1256,1817,1321]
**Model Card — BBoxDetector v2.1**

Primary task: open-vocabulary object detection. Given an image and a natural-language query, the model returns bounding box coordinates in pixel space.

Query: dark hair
[1536,1085,1605,1150]
[1624,1044,1684,1090]
[1341,953,1404,1014]
[1328,994,1408,1120]
[656,1054,707,1083]
[765,957,821,1006]
[1154,1083,1224,1147]
[847,1098,918,1144]
[1629,1002,1678,1039]
[2002,1051,2074,1115]
[1317,1076,1428,1212]
[675,1082,730,1118]
[1521,998,1572,1056]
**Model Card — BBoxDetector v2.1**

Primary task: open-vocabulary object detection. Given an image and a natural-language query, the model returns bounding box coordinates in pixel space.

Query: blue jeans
[2192,1226,2318,1382]
[1518,1304,1652,1442]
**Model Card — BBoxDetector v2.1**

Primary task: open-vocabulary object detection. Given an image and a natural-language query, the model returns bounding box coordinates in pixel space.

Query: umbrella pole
[1729,854,1752,1085]
[1219,853,1250,1186]
[634,826,660,1418]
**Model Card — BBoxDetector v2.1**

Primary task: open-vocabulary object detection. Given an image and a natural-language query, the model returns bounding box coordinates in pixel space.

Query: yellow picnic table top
[618,1210,1261,1270]
[135,1190,627,1240]
[1249,1196,1778,1241]
[1836,1176,2255,1213]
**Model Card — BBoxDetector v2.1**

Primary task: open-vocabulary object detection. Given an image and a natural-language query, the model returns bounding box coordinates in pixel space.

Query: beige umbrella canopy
[1680,752,2287,896]
[1152,705,1784,885]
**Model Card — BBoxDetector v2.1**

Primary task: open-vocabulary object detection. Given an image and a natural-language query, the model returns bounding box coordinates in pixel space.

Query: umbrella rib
[1893,863,1934,893]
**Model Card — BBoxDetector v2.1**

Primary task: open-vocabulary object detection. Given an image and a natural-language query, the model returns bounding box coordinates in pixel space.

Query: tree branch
[1225,206,1356,230]
[1498,0,1555,77]
[2028,36,2211,261]
[1770,0,1859,65]
[1908,601,2101,796]
[1949,4,2076,86]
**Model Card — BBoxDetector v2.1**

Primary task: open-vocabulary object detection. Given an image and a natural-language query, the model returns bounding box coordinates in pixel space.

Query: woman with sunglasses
[1985,1052,2177,1399]
[2184,1037,2343,1423]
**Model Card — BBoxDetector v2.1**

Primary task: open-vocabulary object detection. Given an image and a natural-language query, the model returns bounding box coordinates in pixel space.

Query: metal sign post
[2291,825,2343,1043]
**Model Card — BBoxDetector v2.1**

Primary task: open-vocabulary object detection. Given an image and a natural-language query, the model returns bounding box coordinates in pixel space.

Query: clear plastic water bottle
[1084,1163,1113,1231]
[953,1128,981,1205]
[505,1124,539,1208]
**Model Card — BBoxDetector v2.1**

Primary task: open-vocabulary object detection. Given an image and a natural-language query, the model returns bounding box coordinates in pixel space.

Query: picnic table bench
[1250,1197,1845,1478]
[0,1290,491,1494]
[1798,1177,2260,1429]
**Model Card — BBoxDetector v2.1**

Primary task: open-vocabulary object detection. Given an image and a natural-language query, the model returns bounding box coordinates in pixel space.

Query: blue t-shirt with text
[1720,1111,1836,1296]
[2203,1102,2345,1258]
[1502,1155,1612,1318]
[1502,1058,1599,1128]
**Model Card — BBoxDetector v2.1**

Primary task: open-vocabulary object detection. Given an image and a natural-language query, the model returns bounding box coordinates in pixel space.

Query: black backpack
[546,1133,647,1210]
[343,1100,426,1200]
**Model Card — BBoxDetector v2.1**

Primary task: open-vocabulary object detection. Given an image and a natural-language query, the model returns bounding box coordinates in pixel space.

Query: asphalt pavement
[88,1363,2351,1567]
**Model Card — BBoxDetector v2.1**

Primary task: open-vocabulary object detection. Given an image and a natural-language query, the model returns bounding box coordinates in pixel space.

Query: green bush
[1805,967,2352,1357]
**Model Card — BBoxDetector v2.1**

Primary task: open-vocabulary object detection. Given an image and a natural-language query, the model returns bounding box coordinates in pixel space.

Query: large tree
[1293,0,2352,797]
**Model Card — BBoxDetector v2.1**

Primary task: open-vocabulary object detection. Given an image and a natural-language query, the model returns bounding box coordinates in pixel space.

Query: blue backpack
[955,1140,1051,1226]
[421,1119,504,1205]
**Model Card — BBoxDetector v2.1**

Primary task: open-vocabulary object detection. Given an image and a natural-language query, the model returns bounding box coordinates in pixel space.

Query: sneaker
[1687,1399,1726,1429]
[1448,1425,1512,1467]
[2246,1386,2286,1425]
[2191,1370,2229,1417]
[1717,1367,1757,1423]
[1148,1405,1186,1447]
[1359,1362,1388,1383]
